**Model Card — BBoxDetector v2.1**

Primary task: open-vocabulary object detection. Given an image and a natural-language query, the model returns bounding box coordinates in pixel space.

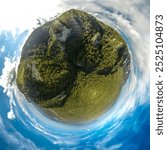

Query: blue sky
[0,0,150,149]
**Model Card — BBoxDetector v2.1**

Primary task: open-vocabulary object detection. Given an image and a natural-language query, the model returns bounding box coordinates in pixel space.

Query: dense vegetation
[17,9,130,122]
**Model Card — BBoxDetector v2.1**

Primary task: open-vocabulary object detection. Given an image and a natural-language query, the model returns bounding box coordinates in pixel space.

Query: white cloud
[0,57,16,91]
[0,46,5,53]
[7,109,15,120]
[0,0,62,33]
[0,57,17,120]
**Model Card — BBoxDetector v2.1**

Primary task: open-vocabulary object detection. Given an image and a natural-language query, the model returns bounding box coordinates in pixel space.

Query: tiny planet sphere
[16,9,130,123]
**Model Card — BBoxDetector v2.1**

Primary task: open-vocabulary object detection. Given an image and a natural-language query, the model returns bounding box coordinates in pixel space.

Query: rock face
[17,9,130,122]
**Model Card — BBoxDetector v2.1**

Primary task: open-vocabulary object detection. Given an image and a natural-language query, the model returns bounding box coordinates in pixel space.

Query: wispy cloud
[0,120,39,149]
[1,115,38,149]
